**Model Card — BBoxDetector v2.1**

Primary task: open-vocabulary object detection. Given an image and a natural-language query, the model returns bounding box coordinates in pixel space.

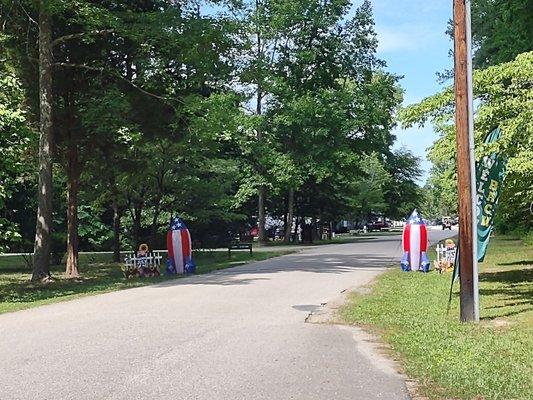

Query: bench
[227,237,253,258]
[228,242,252,258]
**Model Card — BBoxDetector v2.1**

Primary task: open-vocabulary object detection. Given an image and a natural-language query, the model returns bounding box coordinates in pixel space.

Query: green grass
[340,234,533,400]
[0,250,289,314]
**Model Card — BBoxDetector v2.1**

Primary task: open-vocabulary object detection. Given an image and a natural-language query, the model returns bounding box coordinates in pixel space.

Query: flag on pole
[476,127,507,262]
[166,216,195,274]
[449,127,506,303]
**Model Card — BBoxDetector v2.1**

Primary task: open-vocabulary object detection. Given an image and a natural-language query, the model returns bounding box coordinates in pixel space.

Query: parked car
[442,216,452,230]
[335,226,349,234]
[365,221,391,232]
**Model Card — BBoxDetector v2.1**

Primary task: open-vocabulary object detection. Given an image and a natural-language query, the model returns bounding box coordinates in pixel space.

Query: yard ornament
[166,216,195,274]
[401,209,430,272]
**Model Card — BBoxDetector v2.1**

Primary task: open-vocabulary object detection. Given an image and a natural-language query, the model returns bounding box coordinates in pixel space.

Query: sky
[360,0,454,183]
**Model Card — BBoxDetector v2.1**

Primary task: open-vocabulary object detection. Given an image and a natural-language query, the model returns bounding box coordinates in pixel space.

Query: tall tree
[32,1,54,281]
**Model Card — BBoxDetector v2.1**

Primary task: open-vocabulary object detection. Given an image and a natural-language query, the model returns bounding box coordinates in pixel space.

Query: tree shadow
[479,268,532,320]
[497,260,532,267]
[151,252,398,289]
[479,268,532,284]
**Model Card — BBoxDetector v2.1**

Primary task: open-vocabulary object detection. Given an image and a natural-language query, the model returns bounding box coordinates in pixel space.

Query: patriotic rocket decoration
[166,216,195,274]
[401,210,430,272]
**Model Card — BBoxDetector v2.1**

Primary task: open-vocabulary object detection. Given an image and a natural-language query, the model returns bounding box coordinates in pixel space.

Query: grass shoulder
[340,234,533,400]
[0,250,290,315]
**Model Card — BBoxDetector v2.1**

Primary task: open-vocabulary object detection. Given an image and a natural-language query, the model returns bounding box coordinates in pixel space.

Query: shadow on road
[152,252,399,288]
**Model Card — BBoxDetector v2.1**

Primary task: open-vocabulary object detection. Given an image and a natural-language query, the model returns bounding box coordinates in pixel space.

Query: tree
[31,0,54,281]
[0,48,35,252]
[0,0,420,269]
[250,0,401,240]
[3,0,242,274]
[400,51,533,232]
[383,149,423,220]
[471,0,533,68]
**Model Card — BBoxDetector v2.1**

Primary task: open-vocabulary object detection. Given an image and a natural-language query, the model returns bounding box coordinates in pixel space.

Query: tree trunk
[32,4,53,282]
[150,205,161,248]
[257,185,267,245]
[112,195,121,263]
[149,173,165,247]
[256,84,267,245]
[283,187,294,244]
[292,214,299,243]
[132,204,143,250]
[65,127,81,277]
[255,10,268,247]
[282,195,288,238]
[65,162,79,277]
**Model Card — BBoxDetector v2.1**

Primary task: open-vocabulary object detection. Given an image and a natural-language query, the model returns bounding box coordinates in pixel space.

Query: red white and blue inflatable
[166,216,195,274]
[401,210,430,272]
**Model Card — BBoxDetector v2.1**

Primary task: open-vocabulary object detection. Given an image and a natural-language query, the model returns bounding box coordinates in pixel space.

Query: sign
[450,127,507,288]
[475,127,507,262]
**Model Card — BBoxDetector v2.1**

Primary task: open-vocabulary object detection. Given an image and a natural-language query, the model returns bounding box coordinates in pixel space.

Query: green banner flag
[476,127,507,262]
[449,127,507,294]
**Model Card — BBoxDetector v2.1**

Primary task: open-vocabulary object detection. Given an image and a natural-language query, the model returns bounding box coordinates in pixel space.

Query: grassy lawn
[340,234,533,400]
[0,250,289,314]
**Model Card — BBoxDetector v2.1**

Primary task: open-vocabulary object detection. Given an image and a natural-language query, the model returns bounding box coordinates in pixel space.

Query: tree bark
[112,193,121,263]
[150,204,161,248]
[257,185,267,245]
[292,214,299,243]
[283,187,294,244]
[32,4,53,282]
[149,169,165,247]
[65,139,80,278]
[256,84,267,245]
[131,202,143,249]
[255,4,268,247]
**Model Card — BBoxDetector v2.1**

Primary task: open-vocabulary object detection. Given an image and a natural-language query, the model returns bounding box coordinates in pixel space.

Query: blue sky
[361,0,454,182]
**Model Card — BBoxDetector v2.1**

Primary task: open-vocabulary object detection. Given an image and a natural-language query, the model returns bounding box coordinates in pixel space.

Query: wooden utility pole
[453,0,479,322]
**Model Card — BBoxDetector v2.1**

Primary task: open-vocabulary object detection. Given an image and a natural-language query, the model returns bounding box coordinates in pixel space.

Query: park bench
[227,234,253,258]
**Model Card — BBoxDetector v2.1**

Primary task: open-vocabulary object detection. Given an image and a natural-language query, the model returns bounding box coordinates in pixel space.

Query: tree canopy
[0,0,423,278]
[401,51,532,230]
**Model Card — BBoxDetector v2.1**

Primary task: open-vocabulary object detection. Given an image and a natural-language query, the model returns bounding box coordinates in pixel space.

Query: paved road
[0,229,455,400]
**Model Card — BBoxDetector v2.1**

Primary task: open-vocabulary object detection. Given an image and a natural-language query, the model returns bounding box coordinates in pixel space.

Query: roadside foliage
[0,0,421,274]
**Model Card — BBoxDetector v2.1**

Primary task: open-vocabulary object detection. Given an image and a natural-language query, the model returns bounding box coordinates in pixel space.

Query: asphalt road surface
[0,229,455,400]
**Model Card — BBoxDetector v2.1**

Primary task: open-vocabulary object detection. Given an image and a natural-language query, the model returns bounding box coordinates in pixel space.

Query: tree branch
[52,29,114,47]
[53,62,180,103]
